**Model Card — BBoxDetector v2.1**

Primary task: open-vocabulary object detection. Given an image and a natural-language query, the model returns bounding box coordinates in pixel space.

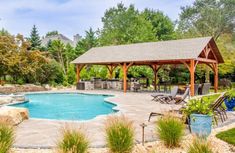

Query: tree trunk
[58,50,66,75]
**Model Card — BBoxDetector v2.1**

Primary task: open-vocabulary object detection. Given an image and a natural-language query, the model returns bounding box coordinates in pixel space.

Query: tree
[0,34,19,80]
[141,9,176,40]
[46,31,59,37]
[65,43,76,72]
[177,0,235,82]
[66,64,76,84]
[217,34,235,79]
[75,28,98,55]
[177,0,235,40]
[29,25,42,50]
[0,32,52,84]
[0,28,10,36]
[48,40,66,74]
[99,3,156,45]
[38,60,65,84]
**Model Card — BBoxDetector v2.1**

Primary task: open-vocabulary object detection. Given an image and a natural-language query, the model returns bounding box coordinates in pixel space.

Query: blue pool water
[10,93,116,121]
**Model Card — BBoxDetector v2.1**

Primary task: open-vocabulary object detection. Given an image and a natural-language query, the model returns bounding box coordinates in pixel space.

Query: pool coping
[9,90,135,149]
[8,90,235,149]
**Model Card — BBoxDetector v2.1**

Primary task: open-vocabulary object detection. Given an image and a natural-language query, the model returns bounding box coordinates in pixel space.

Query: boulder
[0,84,47,94]
[0,96,13,105]
[0,107,29,126]
[11,95,26,102]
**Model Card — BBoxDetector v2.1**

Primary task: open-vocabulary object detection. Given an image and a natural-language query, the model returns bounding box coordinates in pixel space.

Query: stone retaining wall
[0,84,47,94]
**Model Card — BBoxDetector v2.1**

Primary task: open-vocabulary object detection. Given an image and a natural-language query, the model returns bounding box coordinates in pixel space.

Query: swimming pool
[10,93,117,121]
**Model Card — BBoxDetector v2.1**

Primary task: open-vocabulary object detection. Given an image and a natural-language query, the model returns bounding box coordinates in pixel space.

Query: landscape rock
[0,84,47,94]
[0,107,29,125]
[0,96,14,105]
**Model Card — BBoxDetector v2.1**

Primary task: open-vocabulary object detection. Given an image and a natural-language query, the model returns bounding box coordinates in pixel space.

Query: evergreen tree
[75,28,98,56]
[29,25,41,50]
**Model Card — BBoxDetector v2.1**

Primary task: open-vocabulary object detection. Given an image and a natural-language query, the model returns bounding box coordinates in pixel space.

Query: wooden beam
[126,62,134,70]
[196,58,217,63]
[208,43,218,61]
[205,63,215,72]
[106,65,117,79]
[194,60,199,71]
[181,61,190,70]
[202,48,207,58]
[123,63,127,93]
[214,63,218,93]
[190,60,195,96]
[76,64,85,83]
[150,65,162,91]
[205,45,211,58]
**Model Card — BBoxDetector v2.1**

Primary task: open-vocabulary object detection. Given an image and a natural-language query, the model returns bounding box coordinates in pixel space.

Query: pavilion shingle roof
[71,37,223,64]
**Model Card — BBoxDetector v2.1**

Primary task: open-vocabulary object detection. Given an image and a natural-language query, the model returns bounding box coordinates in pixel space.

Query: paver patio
[14,90,235,148]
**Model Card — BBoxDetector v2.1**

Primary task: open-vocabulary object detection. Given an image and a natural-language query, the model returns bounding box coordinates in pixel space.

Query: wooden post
[76,65,80,83]
[76,65,84,83]
[154,71,157,91]
[150,65,161,91]
[123,63,127,93]
[152,65,157,91]
[190,60,195,96]
[214,63,218,93]
[107,65,116,79]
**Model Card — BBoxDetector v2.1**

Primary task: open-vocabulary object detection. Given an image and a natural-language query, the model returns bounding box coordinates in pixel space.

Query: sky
[0,0,194,39]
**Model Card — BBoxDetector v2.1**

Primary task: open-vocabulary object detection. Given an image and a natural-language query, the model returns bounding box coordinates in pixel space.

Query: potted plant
[224,89,235,111]
[183,98,213,137]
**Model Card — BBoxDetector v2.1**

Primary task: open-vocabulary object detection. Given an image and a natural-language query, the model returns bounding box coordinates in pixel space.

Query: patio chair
[201,83,211,95]
[133,82,141,92]
[148,107,191,132]
[157,87,189,104]
[210,93,228,125]
[174,87,190,104]
[194,84,200,96]
[148,88,190,121]
[151,86,178,101]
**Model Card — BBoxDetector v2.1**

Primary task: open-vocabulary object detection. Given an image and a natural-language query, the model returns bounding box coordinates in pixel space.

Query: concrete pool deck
[13,90,235,148]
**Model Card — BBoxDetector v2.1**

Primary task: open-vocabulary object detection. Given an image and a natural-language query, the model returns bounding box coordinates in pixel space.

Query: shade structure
[72,37,224,96]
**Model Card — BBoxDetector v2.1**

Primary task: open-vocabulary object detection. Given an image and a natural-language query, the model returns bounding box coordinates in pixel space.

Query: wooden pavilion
[72,37,224,96]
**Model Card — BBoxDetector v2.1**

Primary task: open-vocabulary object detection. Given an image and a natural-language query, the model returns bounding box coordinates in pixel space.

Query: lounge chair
[194,84,200,96]
[157,87,189,104]
[148,87,190,121]
[151,86,178,102]
[148,107,191,132]
[174,87,190,104]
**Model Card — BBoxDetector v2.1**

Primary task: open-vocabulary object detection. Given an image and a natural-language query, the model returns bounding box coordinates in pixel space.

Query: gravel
[12,122,235,153]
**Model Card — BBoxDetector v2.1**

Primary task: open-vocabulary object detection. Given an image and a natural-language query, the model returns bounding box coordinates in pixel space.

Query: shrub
[105,115,135,153]
[183,98,213,116]
[0,122,14,153]
[57,127,89,153]
[187,137,213,153]
[225,89,235,101]
[156,114,184,148]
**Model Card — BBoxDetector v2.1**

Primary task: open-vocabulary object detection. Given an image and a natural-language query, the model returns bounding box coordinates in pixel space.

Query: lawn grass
[201,94,220,104]
[216,128,235,146]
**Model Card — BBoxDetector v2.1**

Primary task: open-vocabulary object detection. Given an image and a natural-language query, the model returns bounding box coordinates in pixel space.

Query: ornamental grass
[105,115,135,153]
[57,127,89,153]
[0,121,14,153]
[187,137,213,153]
[156,113,185,148]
